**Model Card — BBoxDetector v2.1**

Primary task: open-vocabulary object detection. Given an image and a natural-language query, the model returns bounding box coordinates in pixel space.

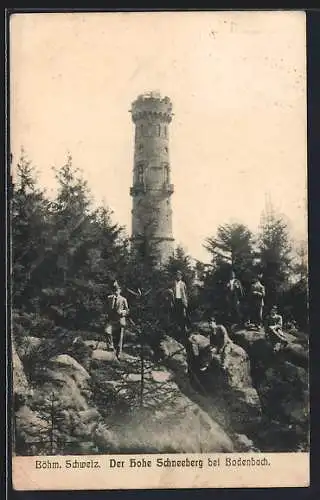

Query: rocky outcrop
[12,342,32,405]
[13,319,309,455]
[14,351,103,455]
[229,326,309,451]
[89,342,234,453]
[91,367,234,453]
[195,334,261,434]
[14,405,50,455]
[231,327,308,370]
[14,335,235,455]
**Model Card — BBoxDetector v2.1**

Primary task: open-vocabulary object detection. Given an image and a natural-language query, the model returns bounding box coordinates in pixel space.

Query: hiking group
[104,269,289,361]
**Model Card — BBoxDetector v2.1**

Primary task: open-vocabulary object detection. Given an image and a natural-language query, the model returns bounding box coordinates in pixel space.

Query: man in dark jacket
[250,277,265,328]
[226,270,244,325]
[167,270,189,340]
[105,281,129,359]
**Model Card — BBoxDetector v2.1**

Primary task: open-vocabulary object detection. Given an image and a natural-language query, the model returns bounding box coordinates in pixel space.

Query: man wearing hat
[249,276,265,328]
[226,269,244,325]
[265,305,288,351]
[105,281,129,359]
[167,270,189,340]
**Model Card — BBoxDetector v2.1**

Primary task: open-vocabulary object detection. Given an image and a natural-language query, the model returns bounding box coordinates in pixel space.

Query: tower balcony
[130,183,174,196]
[163,183,174,195]
[130,185,147,196]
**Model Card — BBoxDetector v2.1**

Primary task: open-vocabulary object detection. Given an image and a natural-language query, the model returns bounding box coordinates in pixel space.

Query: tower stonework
[130,91,174,264]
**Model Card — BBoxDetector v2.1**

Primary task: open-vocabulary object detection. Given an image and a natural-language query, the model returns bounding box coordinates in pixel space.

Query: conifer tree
[258,204,292,308]
[12,149,51,310]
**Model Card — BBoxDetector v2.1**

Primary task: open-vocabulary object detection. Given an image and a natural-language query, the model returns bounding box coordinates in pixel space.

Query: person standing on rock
[249,277,265,328]
[226,270,244,325]
[168,270,189,341]
[105,281,129,359]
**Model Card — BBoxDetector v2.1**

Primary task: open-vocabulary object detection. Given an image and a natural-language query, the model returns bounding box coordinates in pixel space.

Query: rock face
[156,334,260,446]
[229,327,309,451]
[13,319,309,455]
[43,354,92,411]
[14,405,50,455]
[89,339,234,453]
[14,334,235,455]
[197,336,262,434]
[12,342,31,404]
[14,351,104,455]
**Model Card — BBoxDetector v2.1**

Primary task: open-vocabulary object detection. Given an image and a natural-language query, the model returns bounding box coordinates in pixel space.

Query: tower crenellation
[130,91,175,265]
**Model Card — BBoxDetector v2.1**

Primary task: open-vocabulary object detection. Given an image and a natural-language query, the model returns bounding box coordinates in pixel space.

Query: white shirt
[229,279,236,291]
[175,280,183,299]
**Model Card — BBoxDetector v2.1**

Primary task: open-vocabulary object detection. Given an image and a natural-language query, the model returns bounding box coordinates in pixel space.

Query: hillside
[12,315,309,456]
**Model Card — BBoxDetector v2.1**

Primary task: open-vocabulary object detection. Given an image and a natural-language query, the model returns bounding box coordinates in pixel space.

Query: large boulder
[88,340,234,454]
[155,333,261,443]
[91,349,116,363]
[158,335,188,373]
[231,327,308,370]
[14,405,50,455]
[12,342,32,405]
[33,354,93,411]
[98,384,235,454]
[257,360,309,427]
[14,353,107,455]
[200,341,262,433]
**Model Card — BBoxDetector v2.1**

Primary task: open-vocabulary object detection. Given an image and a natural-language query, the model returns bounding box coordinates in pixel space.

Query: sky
[10,11,307,263]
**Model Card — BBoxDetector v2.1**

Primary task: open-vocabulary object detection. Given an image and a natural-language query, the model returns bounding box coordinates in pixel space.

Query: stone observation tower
[129,91,174,264]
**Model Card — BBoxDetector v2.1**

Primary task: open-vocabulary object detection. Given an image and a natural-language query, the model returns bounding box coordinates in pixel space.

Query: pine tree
[166,245,195,288]
[258,204,292,308]
[202,223,255,322]
[204,222,255,284]
[281,240,308,329]
[39,154,126,332]
[12,149,51,310]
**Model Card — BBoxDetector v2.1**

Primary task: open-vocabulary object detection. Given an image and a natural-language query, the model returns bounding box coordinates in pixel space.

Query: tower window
[164,125,168,138]
[163,163,169,183]
[137,163,144,184]
[156,124,161,137]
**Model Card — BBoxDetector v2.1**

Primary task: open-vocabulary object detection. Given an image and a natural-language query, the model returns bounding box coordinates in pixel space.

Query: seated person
[264,305,288,351]
[187,317,238,374]
[187,316,217,373]
[188,320,252,391]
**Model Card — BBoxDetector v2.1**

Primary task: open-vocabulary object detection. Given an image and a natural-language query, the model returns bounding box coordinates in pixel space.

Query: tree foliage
[11,150,308,352]
[204,223,256,283]
[202,223,256,323]
[12,150,51,309]
[258,207,293,308]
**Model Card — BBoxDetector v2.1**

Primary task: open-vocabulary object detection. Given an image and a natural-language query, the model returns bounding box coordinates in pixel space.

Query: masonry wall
[130,94,174,264]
